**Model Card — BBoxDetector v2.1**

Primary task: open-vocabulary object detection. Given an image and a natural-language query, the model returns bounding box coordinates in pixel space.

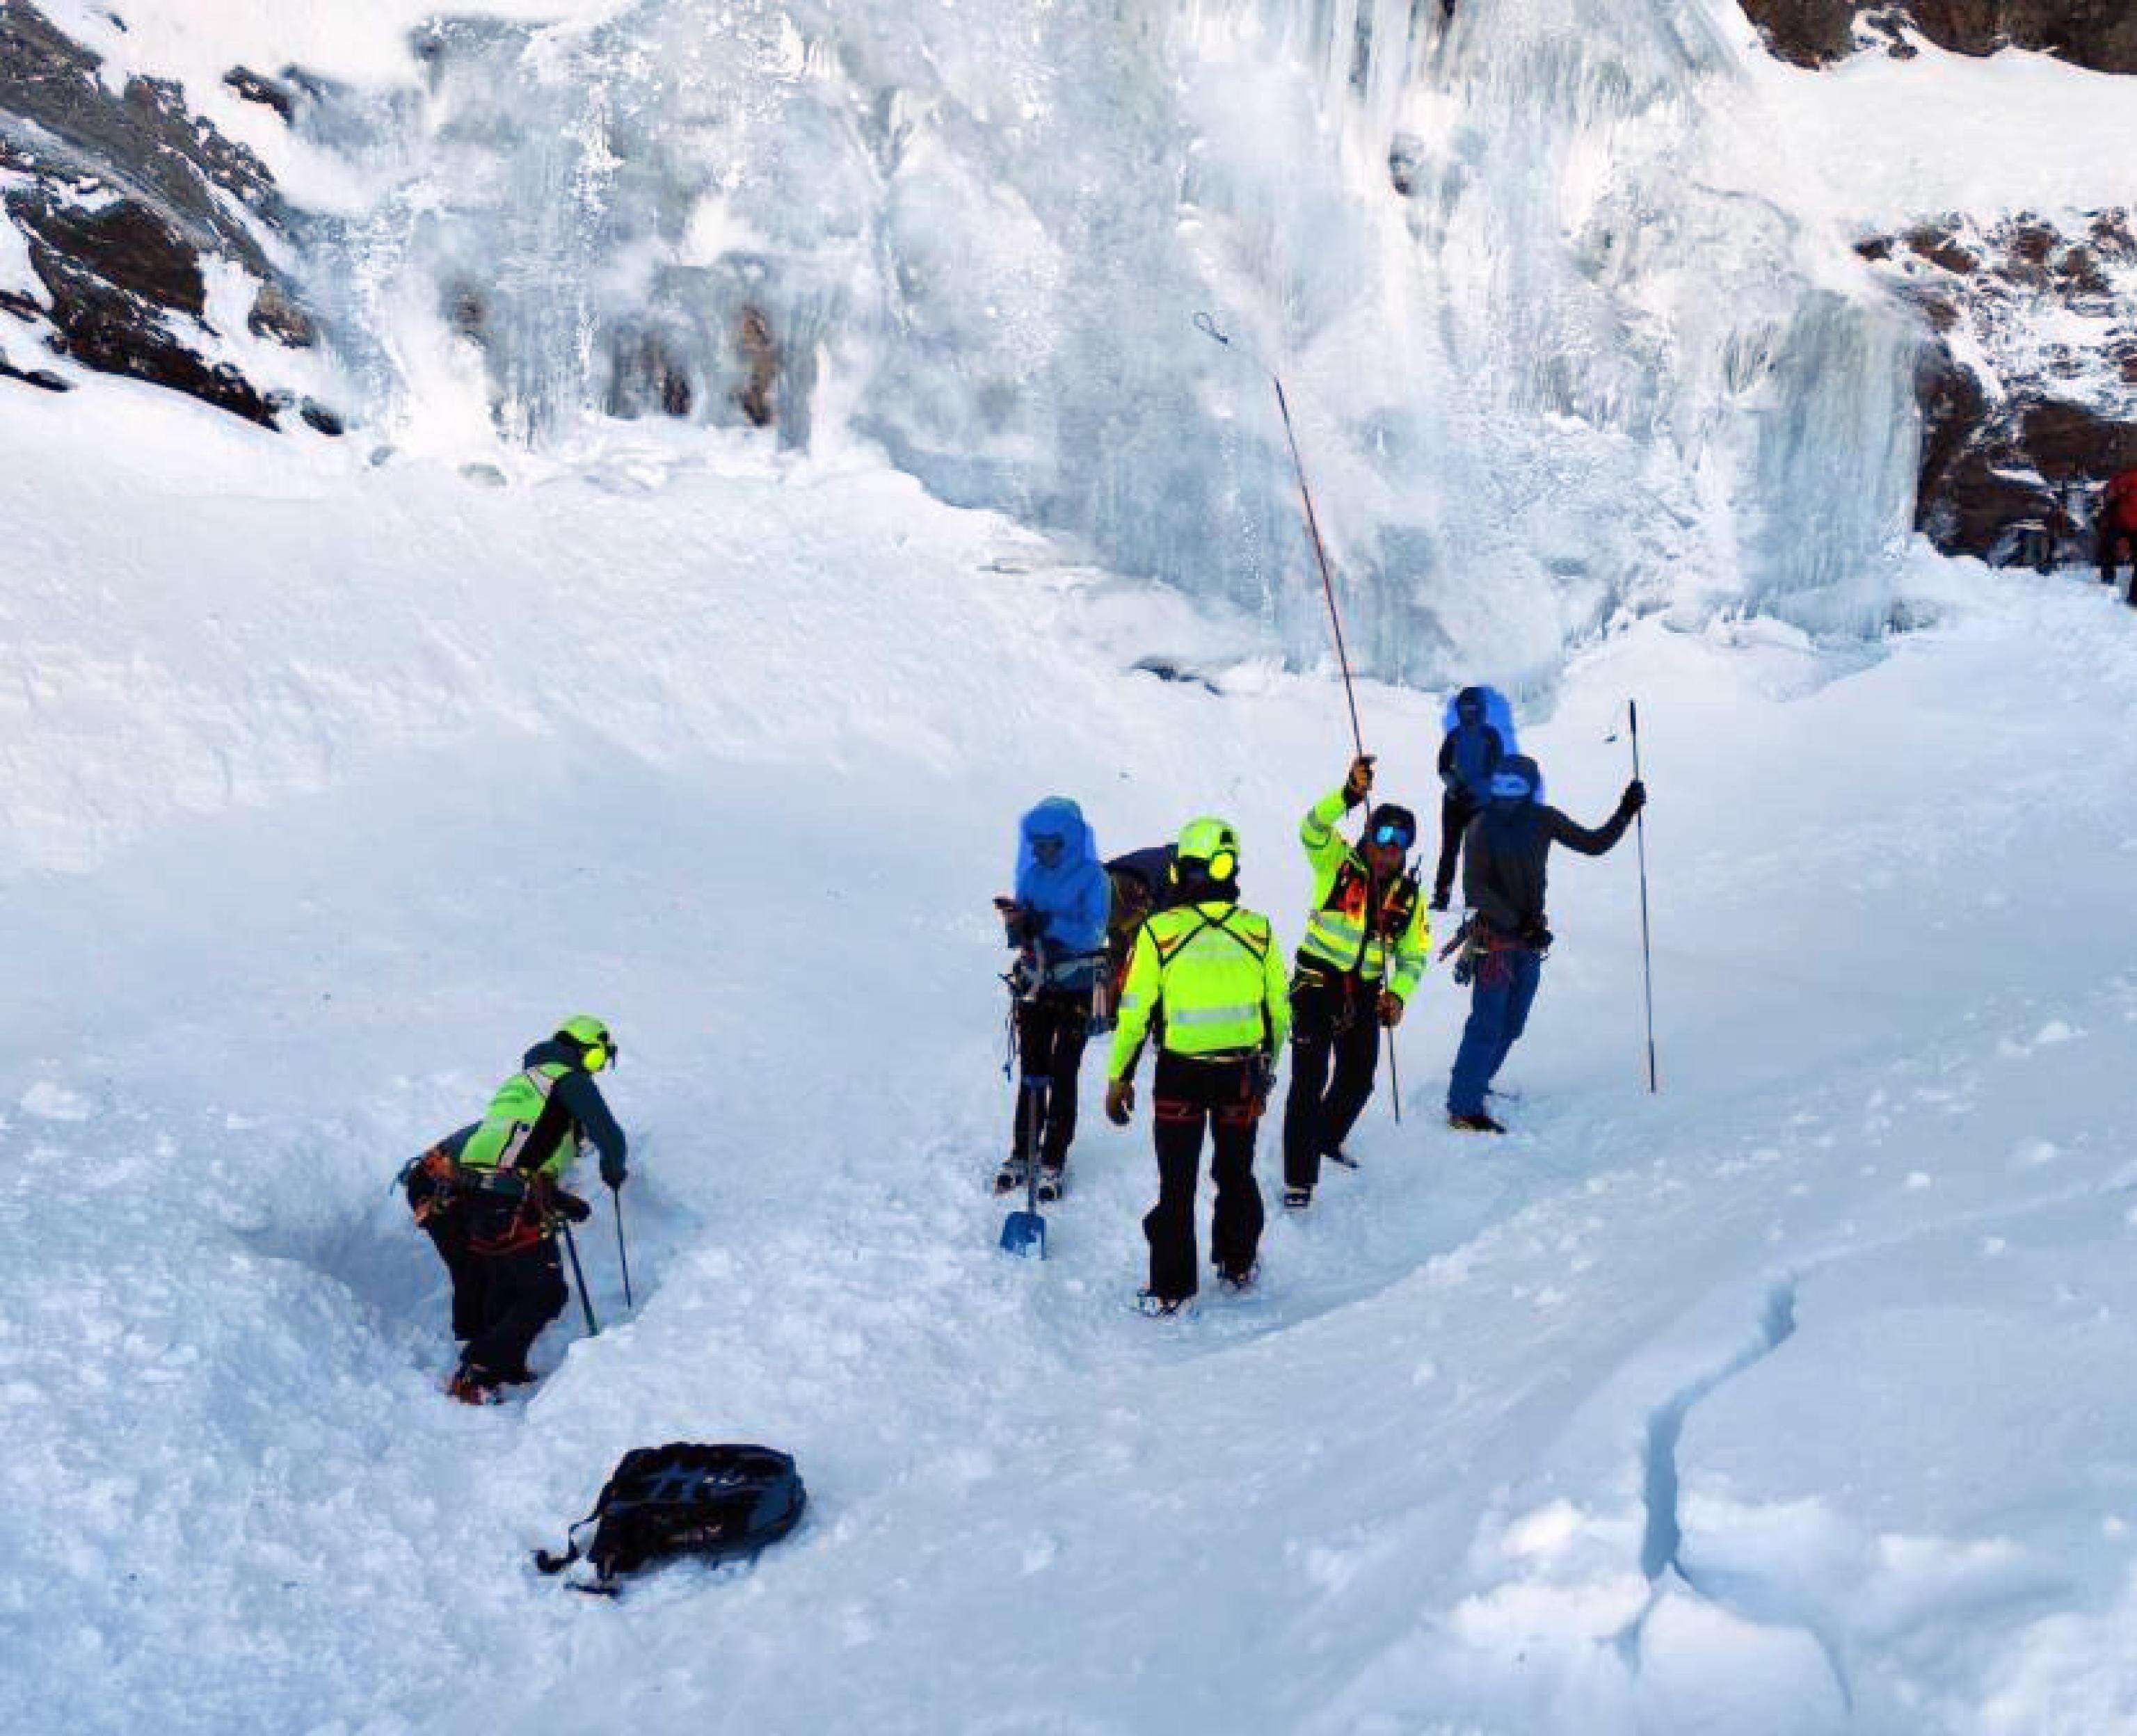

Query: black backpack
[534,1442,806,1593]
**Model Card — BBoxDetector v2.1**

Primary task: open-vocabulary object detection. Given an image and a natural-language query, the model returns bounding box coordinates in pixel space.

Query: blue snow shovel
[1000,1075,1048,1259]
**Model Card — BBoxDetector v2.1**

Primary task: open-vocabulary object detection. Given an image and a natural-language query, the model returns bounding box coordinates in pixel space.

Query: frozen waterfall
[296,0,1920,686]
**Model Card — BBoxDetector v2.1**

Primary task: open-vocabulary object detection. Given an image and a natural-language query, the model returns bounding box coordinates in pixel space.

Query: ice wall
[295,0,1919,684]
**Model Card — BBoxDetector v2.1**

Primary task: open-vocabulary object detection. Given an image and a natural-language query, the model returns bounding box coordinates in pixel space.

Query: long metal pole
[1197,313,1402,1119]
[1271,375,1366,762]
[1630,700,1658,1093]
[1265,350,1396,1120]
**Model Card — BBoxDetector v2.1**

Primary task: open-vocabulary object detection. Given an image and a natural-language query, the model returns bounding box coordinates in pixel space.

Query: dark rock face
[0,1,331,427]
[1743,2,2137,76]
[1862,212,2137,561]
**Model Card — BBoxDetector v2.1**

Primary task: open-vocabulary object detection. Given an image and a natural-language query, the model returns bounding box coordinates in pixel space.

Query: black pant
[1144,1052,1265,1300]
[1434,791,1478,902]
[422,1204,489,1341]
[1281,968,1382,1189]
[1011,989,1090,1168]
[461,1196,568,1380]
[2100,522,2137,603]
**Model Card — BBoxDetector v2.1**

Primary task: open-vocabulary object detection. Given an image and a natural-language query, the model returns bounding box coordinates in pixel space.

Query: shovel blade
[999,1209,1047,1260]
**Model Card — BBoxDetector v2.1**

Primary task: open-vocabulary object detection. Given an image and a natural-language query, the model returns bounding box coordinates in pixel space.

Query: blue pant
[1446,947,1542,1116]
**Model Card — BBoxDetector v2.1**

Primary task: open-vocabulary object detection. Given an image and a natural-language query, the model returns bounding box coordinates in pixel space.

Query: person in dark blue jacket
[1432,686,1510,911]
[993,798,1111,1200]
[1445,758,1642,1131]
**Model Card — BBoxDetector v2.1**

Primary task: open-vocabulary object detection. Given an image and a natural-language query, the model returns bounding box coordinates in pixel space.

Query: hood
[1016,796,1103,909]
[1441,684,1519,748]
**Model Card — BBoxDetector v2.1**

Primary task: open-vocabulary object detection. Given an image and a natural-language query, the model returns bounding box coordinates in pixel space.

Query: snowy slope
[4,364,2137,1735]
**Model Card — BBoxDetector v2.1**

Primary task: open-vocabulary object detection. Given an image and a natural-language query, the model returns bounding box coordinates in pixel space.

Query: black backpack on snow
[534,1442,806,1593]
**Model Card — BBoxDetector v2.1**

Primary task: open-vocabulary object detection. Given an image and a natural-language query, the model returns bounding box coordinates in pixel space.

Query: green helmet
[1174,815,1240,881]
[556,1014,618,1074]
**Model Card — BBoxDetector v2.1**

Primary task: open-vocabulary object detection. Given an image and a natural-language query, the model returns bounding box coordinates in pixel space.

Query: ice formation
[280,0,1920,682]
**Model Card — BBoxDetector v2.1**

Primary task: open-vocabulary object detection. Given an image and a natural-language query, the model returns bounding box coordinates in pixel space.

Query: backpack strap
[532,1506,602,1575]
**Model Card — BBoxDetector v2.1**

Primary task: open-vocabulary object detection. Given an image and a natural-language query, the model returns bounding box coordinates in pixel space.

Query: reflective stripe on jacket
[1295,789,1432,999]
[1108,899,1290,1078]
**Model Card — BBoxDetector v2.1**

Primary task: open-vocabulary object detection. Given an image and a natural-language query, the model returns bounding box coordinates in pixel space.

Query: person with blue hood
[993,798,1112,1200]
[1432,686,1512,913]
[1445,756,1643,1132]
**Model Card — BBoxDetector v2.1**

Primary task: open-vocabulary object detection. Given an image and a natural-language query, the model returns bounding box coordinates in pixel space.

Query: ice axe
[1606,699,1659,1093]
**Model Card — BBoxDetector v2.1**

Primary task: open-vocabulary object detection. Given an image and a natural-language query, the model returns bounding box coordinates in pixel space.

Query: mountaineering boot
[1324,1146,1358,1171]
[1036,1162,1066,1204]
[1217,1262,1259,1294]
[1282,1185,1312,1211]
[993,1156,1027,1196]
[1135,1289,1189,1319]
[1447,1111,1507,1134]
[447,1365,506,1406]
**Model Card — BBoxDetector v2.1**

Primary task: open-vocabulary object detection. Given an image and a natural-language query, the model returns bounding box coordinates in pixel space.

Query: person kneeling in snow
[445,1015,627,1404]
[993,798,1111,1203]
[1444,759,1642,1133]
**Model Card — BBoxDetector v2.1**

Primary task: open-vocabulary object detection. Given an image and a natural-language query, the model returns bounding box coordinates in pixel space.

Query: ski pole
[611,1184,634,1311]
[1625,700,1658,1093]
[1387,1022,1403,1123]
[560,1220,600,1337]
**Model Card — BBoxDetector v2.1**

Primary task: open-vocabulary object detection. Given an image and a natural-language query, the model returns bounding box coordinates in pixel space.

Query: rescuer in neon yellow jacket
[1104,817,1290,1313]
[1280,755,1431,1207]
[445,1015,627,1404]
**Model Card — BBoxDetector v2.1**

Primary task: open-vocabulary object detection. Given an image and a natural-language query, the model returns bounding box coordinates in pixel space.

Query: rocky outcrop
[1743,2,2137,76]
[0,1,334,427]
[1859,212,2137,560]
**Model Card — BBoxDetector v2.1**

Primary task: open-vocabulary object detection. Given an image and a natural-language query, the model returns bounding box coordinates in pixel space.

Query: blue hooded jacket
[1439,685,1519,800]
[1014,798,1110,988]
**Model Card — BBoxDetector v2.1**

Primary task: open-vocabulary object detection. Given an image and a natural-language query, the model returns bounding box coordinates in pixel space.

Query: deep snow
[3,373,2137,1734]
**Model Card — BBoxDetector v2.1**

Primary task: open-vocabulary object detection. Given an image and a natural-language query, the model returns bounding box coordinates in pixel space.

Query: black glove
[552,1190,593,1223]
[1343,755,1375,808]
[1452,952,1475,986]
[600,1152,627,1191]
[1620,778,1646,816]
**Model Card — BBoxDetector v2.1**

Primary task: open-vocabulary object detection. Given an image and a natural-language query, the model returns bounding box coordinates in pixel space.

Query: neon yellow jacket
[459,1061,584,1182]
[1108,900,1290,1080]
[1296,788,1432,999]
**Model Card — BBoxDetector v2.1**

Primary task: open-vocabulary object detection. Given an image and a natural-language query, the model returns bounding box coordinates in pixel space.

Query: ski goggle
[1370,821,1414,850]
